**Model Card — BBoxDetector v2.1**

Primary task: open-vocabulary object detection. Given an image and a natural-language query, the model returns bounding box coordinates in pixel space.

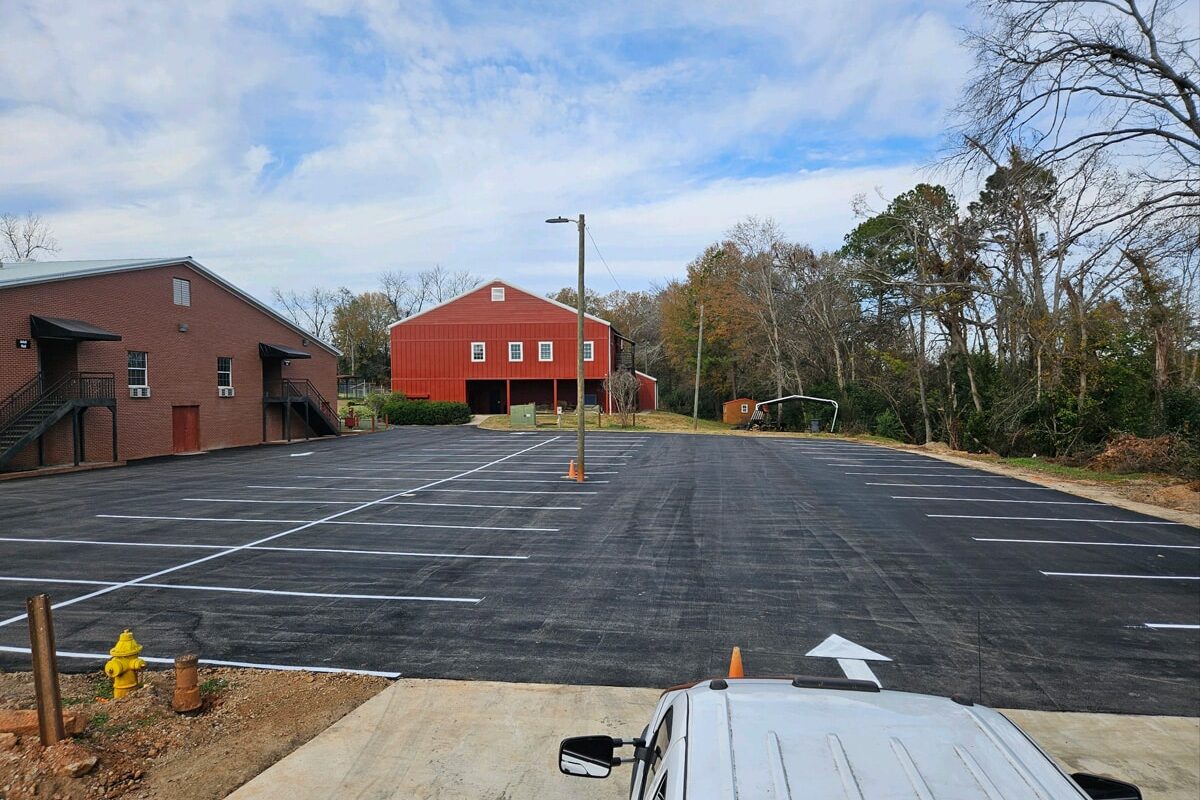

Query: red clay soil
[0,667,387,800]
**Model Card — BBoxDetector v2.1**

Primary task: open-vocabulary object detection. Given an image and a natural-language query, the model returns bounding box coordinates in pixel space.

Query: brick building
[389,279,656,414]
[0,258,339,473]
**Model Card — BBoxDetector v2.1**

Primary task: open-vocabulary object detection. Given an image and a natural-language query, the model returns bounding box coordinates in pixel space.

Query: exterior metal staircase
[263,378,341,439]
[0,372,117,469]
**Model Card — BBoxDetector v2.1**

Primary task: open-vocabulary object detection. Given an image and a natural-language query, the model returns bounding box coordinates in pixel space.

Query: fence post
[26,594,66,746]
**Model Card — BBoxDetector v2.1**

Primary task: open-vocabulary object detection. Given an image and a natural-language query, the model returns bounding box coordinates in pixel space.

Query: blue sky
[0,1,974,299]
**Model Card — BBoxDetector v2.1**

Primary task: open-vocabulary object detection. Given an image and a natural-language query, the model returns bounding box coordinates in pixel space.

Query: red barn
[389,279,656,414]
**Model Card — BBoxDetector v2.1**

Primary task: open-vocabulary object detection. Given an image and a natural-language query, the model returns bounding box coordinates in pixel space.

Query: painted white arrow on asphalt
[805,634,892,687]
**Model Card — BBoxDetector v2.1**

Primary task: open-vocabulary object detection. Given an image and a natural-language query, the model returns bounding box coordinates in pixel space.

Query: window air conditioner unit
[130,386,151,398]
[218,387,235,398]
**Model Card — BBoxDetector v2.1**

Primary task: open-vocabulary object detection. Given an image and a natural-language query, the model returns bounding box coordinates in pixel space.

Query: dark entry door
[172,406,200,453]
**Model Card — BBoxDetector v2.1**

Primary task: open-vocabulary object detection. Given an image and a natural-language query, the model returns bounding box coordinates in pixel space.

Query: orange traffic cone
[728,646,744,678]
[565,460,577,480]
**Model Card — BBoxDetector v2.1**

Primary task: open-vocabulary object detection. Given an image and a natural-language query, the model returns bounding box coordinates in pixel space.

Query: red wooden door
[172,406,200,453]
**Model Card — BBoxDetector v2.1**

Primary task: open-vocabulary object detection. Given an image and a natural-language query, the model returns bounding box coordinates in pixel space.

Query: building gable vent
[218,386,235,398]
[491,286,505,301]
[129,386,151,398]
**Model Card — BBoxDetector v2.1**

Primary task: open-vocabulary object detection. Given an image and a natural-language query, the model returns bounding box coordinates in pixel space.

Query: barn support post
[505,380,511,413]
[552,380,558,412]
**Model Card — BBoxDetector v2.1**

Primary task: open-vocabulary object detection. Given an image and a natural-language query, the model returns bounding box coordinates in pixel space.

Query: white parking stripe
[0,536,530,559]
[0,576,482,602]
[866,483,1057,489]
[0,645,401,678]
[0,436,561,628]
[1144,623,1200,630]
[929,514,1185,525]
[1041,572,1199,580]
[95,514,557,532]
[848,472,1005,477]
[974,537,1199,549]
[420,488,597,495]
[296,475,609,484]
[893,496,1104,505]
[191,497,581,511]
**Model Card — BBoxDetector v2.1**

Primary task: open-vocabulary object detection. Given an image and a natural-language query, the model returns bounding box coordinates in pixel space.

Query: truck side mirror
[559,735,616,778]
[1072,773,1142,800]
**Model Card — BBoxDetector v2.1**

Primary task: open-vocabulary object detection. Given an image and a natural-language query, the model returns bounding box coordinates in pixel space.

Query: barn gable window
[172,277,191,306]
[471,342,486,362]
[508,341,523,362]
[538,341,553,361]
[583,340,594,361]
[491,286,505,301]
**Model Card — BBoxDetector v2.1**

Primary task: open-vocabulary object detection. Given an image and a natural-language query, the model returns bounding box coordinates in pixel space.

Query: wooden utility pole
[692,303,704,430]
[576,213,586,481]
[27,594,65,746]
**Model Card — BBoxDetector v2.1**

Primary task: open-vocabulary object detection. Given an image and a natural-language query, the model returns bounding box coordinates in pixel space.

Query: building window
[127,351,148,387]
[491,286,505,301]
[217,357,233,387]
[172,277,191,306]
[471,342,486,362]
[538,341,553,361]
[508,341,523,362]
[583,340,594,361]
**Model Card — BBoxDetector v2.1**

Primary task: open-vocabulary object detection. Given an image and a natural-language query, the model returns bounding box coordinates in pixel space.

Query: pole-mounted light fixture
[546,213,587,482]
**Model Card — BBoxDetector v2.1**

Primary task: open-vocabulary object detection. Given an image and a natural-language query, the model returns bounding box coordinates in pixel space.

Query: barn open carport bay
[0,428,1195,717]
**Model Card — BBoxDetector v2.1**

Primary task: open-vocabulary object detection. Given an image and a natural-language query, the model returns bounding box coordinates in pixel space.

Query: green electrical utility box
[510,403,536,429]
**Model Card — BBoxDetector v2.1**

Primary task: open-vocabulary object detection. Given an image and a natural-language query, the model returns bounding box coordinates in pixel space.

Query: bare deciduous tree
[953,0,1200,233]
[1,212,59,262]
[603,369,641,427]
[380,265,481,321]
[271,286,341,341]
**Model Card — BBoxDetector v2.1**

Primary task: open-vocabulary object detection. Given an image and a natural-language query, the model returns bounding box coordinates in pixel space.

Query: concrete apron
[227,679,1200,800]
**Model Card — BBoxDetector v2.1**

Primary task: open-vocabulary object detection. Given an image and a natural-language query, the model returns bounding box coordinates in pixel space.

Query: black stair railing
[0,372,116,440]
[264,378,339,429]
[0,372,46,432]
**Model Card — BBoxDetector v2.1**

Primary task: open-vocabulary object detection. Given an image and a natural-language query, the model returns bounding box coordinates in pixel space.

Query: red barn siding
[390,280,617,412]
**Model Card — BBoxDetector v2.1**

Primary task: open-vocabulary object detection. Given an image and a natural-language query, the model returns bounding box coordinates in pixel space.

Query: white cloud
[0,0,970,301]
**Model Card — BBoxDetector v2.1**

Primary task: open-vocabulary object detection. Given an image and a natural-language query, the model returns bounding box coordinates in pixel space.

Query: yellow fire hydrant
[103,629,146,698]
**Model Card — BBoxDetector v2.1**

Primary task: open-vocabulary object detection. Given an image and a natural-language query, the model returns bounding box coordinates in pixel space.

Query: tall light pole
[546,214,586,482]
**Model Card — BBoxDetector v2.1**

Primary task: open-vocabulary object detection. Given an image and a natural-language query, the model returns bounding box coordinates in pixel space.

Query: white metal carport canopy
[755,394,839,432]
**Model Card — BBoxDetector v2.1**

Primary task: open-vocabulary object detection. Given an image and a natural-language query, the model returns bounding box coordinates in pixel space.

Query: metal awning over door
[258,342,312,359]
[30,315,122,341]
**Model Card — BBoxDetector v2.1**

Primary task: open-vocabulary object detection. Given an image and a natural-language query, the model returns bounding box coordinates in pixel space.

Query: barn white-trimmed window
[172,277,191,306]
[538,341,553,361]
[471,342,486,362]
[491,286,505,301]
[741,403,749,413]
[509,341,523,362]
[583,340,594,361]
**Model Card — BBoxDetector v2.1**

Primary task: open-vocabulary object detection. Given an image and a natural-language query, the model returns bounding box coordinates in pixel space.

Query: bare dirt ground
[0,667,387,800]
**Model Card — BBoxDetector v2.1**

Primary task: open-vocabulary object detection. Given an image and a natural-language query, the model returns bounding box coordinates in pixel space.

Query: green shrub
[379,396,471,425]
[873,409,905,441]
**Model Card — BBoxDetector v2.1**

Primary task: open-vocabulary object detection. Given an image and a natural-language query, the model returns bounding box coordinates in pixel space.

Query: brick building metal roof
[0,257,340,355]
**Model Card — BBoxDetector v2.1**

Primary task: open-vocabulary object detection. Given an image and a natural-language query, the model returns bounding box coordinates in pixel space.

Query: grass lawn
[991,456,1164,483]
[479,409,733,433]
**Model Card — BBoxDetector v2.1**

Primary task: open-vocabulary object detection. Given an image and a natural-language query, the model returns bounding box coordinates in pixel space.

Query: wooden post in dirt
[26,594,65,746]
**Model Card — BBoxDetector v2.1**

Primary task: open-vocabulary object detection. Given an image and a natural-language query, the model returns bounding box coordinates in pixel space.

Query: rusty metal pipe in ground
[172,653,202,713]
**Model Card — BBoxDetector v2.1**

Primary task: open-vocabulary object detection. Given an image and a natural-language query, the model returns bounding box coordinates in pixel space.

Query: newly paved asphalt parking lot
[0,428,1195,716]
